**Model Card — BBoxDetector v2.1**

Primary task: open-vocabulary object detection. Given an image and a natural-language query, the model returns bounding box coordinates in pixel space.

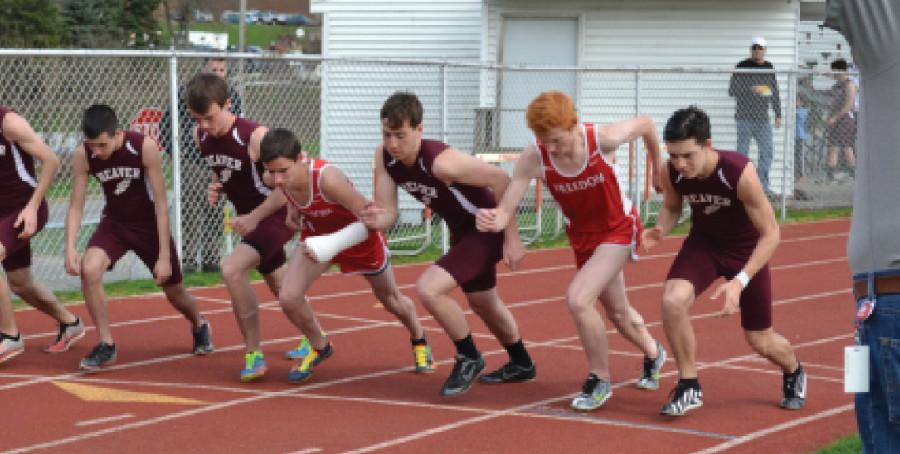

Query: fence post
[780,71,796,221]
[168,48,184,268]
[440,62,449,254]
[634,67,643,218]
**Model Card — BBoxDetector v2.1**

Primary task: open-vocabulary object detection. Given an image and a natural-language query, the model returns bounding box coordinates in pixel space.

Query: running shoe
[660,380,704,416]
[283,336,312,360]
[780,363,807,410]
[636,342,667,390]
[0,332,24,364]
[79,342,117,372]
[571,374,613,411]
[192,318,214,355]
[240,351,267,382]
[288,343,334,383]
[440,354,485,397]
[478,361,536,384]
[412,342,436,374]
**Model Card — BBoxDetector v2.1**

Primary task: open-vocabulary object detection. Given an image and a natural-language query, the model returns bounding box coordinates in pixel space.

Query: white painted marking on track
[75,414,135,427]
[284,448,322,454]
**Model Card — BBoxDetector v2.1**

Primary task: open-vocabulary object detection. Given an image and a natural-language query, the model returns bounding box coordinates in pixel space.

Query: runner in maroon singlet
[185,73,295,381]
[238,128,435,383]
[644,106,805,416]
[0,107,84,364]
[65,105,212,372]
[476,91,667,411]
[360,92,535,397]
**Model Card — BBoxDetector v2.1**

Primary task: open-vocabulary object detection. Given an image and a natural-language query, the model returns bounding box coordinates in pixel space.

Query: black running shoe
[478,361,536,384]
[780,363,807,410]
[440,354,485,397]
[192,318,214,355]
[660,380,703,416]
[80,342,117,372]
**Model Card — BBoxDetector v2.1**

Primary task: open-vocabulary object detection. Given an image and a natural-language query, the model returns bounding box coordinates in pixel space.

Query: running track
[1,219,856,453]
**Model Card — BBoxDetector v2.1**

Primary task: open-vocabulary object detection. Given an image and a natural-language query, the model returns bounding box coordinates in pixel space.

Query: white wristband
[734,271,750,289]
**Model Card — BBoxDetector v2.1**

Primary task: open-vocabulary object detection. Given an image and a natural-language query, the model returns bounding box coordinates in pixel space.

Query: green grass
[811,434,861,454]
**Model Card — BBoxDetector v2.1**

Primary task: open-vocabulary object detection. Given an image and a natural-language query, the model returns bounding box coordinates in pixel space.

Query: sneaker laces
[581,374,601,394]
[641,356,655,379]
[413,345,430,366]
[783,372,798,397]
[244,351,262,370]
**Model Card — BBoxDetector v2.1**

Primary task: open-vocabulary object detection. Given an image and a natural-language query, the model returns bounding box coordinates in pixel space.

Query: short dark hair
[831,58,849,71]
[380,91,423,129]
[82,104,119,139]
[185,73,229,114]
[260,128,303,163]
[664,106,711,144]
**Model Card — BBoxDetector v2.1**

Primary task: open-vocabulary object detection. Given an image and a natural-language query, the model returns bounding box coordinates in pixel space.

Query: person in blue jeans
[826,0,900,452]
[728,37,783,193]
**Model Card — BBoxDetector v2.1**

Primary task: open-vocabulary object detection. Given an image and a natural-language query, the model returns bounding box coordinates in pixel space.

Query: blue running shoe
[240,351,267,382]
[288,343,333,384]
[283,336,312,360]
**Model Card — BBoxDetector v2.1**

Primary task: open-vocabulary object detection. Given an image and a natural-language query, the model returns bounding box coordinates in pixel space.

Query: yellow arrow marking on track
[53,381,207,405]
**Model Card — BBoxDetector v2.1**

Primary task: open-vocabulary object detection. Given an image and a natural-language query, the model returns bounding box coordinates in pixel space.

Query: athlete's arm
[734,162,780,280]
[142,137,173,284]
[64,146,90,276]
[246,126,269,162]
[319,165,370,217]
[2,112,60,239]
[475,144,541,233]
[642,160,682,251]
[360,145,400,231]
[434,147,525,268]
[597,115,663,192]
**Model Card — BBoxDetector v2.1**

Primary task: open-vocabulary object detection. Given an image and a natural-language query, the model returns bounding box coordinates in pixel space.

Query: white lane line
[691,404,855,454]
[75,414,135,427]
[284,448,322,454]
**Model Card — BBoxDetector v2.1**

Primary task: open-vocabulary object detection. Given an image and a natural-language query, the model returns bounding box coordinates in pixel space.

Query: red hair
[526,91,577,135]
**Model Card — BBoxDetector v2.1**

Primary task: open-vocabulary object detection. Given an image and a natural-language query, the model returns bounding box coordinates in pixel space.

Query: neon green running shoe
[240,351,267,382]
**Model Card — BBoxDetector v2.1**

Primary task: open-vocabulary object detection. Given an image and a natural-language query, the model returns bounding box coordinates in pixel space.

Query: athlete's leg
[6,267,77,324]
[80,247,114,344]
[661,279,699,379]
[221,243,264,351]
[366,265,424,340]
[465,287,520,346]
[161,283,203,329]
[598,271,658,358]
[278,247,330,349]
[744,328,799,373]
[416,265,469,341]
[0,243,16,336]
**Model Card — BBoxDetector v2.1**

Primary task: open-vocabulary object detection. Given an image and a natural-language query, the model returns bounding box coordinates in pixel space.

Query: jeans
[856,292,900,454]
[736,118,773,191]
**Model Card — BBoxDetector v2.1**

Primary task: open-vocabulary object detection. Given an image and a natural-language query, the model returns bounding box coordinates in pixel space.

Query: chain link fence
[0,50,856,290]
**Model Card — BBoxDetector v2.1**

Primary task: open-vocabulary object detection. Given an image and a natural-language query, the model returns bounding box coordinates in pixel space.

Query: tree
[61,0,123,48]
[0,0,65,48]
[122,0,163,48]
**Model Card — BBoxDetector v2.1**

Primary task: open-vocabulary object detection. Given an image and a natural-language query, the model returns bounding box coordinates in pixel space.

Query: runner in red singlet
[239,128,435,383]
[476,91,666,411]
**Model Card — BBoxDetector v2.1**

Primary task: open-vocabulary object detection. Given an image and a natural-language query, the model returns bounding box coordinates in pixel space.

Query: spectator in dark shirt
[729,37,783,194]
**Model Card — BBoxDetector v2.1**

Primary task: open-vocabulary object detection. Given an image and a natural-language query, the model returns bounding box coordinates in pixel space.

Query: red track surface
[1,219,856,453]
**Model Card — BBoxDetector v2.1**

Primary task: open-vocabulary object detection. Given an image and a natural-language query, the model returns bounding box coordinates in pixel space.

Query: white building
[311,0,805,202]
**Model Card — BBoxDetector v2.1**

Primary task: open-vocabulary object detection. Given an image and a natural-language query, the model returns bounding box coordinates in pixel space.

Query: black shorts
[88,216,183,286]
[435,230,503,293]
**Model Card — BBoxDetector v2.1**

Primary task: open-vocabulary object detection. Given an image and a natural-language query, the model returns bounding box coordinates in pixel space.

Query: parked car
[193,9,214,23]
[278,13,313,26]
[258,10,280,25]
[221,10,261,25]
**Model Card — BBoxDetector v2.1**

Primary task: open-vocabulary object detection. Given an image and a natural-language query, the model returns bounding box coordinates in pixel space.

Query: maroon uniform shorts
[435,229,503,293]
[666,235,773,331]
[241,208,295,275]
[88,216,183,286]
[0,200,48,271]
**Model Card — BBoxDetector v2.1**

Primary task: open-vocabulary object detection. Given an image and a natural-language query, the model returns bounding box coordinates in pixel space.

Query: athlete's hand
[711,279,742,317]
[285,205,302,231]
[153,258,172,286]
[14,205,38,239]
[359,201,385,230]
[208,182,223,206]
[475,208,510,233]
[641,226,663,251]
[64,248,81,276]
[231,214,258,236]
[502,235,526,271]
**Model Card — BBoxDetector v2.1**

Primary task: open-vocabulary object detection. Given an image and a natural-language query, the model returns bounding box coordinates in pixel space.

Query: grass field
[161,23,307,50]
